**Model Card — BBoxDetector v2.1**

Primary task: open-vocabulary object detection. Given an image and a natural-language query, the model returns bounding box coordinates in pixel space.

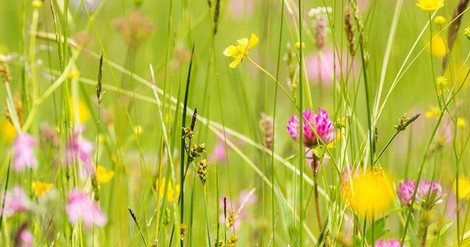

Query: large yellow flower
[223,33,259,69]
[417,0,444,11]
[69,97,90,123]
[343,169,394,218]
[0,119,17,143]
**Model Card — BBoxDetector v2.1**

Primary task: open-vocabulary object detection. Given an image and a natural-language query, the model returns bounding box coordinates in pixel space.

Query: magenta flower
[397,179,442,207]
[287,108,336,147]
[1,186,31,217]
[375,238,401,247]
[66,190,107,228]
[67,126,95,176]
[397,179,416,206]
[208,138,227,164]
[12,133,38,172]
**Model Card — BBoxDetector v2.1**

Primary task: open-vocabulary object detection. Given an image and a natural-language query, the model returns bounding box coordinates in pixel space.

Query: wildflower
[416,0,444,11]
[343,169,393,218]
[208,137,227,164]
[294,42,305,50]
[66,125,95,176]
[435,76,449,96]
[227,0,255,20]
[434,16,446,25]
[397,179,416,206]
[32,181,53,196]
[2,186,31,217]
[155,177,180,203]
[287,108,336,148]
[67,71,80,79]
[464,26,470,40]
[113,10,155,48]
[96,165,114,184]
[66,189,107,227]
[457,117,466,129]
[14,224,33,247]
[375,238,401,247]
[305,48,354,85]
[308,7,332,49]
[12,133,38,172]
[69,97,90,123]
[220,189,256,230]
[397,179,442,208]
[0,119,17,143]
[427,33,447,57]
[453,176,470,199]
[425,106,440,119]
[39,124,59,147]
[223,33,259,68]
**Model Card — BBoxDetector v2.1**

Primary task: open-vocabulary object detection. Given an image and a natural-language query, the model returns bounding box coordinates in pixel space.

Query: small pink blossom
[287,108,336,148]
[208,139,226,164]
[12,133,38,172]
[397,179,416,206]
[375,238,402,247]
[2,186,31,217]
[219,189,256,230]
[306,49,354,85]
[67,126,95,176]
[15,224,33,247]
[66,190,107,228]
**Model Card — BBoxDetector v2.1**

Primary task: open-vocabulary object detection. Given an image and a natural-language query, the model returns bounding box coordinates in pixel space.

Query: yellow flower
[67,71,81,79]
[69,97,90,123]
[223,33,259,69]
[427,33,447,57]
[434,16,446,25]
[32,181,53,196]
[435,76,449,95]
[294,41,305,50]
[453,176,470,199]
[96,165,115,184]
[156,177,180,203]
[417,0,444,11]
[425,106,440,119]
[0,119,17,143]
[457,117,466,129]
[343,169,393,218]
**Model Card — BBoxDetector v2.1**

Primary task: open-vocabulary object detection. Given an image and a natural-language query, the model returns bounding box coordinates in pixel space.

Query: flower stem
[313,156,323,230]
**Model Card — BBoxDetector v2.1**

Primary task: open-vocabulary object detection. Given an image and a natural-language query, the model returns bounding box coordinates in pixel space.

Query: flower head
[1,119,17,143]
[223,33,259,68]
[397,179,416,206]
[15,224,33,247]
[67,125,95,176]
[12,133,38,172]
[66,189,107,228]
[2,186,31,217]
[220,189,256,230]
[397,179,442,208]
[32,181,53,196]
[416,0,444,11]
[375,238,401,247]
[156,177,180,203]
[96,165,115,184]
[69,97,90,123]
[453,176,470,199]
[343,169,393,218]
[434,16,446,25]
[287,108,336,148]
[435,76,449,96]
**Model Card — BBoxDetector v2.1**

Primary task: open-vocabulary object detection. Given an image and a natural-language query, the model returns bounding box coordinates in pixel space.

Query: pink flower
[2,186,31,217]
[306,49,353,86]
[375,238,402,247]
[67,126,95,176]
[12,133,38,172]
[219,189,256,230]
[66,190,107,228]
[397,179,442,207]
[397,179,416,206]
[208,139,226,164]
[287,108,336,148]
[15,224,33,247]
[227,0,255,20]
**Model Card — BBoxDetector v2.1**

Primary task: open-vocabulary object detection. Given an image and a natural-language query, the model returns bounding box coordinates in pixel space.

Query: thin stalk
[297,0,304,244]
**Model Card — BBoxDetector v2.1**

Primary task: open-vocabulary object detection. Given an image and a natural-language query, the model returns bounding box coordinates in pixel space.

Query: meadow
[0,0,469,246]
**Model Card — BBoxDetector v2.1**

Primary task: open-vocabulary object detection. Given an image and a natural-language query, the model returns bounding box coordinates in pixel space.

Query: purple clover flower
[287,108,335,148]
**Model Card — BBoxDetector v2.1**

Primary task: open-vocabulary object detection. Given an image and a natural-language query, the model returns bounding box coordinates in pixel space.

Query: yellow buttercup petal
[96,165,115,184]
[223,45,238,57]
[416,0,444,11]
[247,33,259,50]
[236,38,249,47]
